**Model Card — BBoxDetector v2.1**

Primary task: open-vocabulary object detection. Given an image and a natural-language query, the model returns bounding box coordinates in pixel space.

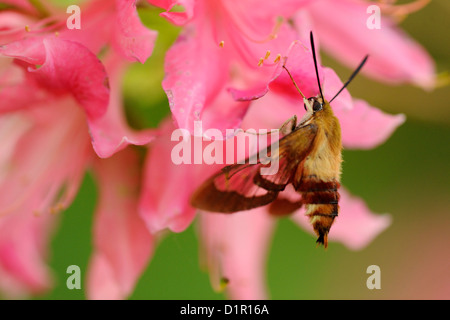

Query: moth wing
[190,123,318,213]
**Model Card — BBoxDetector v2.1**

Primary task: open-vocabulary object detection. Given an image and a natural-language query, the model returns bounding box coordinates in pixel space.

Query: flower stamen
[274,54,281,64]
[50,202,65,214]
[258,57,264,67]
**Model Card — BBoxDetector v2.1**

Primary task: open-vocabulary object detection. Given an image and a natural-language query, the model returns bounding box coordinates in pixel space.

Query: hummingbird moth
[191,32,368,248]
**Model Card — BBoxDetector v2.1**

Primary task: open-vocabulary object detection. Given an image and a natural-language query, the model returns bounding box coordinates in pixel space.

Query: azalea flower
[150,0,435,139]
[301,0,435,89]
[141,0,435,299]
[0,0,156,298]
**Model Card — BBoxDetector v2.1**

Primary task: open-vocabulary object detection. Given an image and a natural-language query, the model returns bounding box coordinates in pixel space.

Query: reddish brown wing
[190,123,318,213]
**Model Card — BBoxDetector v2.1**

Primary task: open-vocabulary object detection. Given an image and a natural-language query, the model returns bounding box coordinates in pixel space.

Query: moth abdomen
[295,176,339,192]
[296,177,340,204]
[307,203,339,248]
[297,177,340,248]
[302,190,340,205]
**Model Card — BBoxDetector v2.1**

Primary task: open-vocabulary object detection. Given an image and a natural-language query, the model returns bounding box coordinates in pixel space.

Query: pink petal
[0,37,110,120]
[241,90,303,131]
[88,54,156,158]
[0,107,70,298]
[0,37,47,64]
[268,39,325,100]
[198,208,275,299]
[337,99,406,149]
[138,118,219,233]
[240,0,311,20]
[231,54,352,114]
[197,89,251,138]
[162,2,303,137]
[112,0,158,63]
[0,113,31,182]
[228,85,271,102]
[161,0,317,136]
[147,0,195,25]
[34,38,110,120]
[0,61,47,113]
[0,12,34,44]
[86,253,123,300]
[207,0,304,66]
[138,118,195,233]
[227,24,309,103]
[306,0,435,89]
[59,1,113,55]
[291,187,392,250]
[59,0,157,61]
[0,210,57,297]
[162,22,231,135]
[87,148,154,300]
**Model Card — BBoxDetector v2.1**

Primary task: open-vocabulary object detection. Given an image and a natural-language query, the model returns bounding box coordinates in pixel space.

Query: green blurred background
[38,0,449,299]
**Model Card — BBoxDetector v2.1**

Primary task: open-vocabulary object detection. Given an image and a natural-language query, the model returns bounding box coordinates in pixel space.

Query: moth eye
[313,100,323,112]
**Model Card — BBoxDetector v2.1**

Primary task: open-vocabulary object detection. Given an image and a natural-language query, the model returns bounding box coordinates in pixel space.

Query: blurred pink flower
[0,1,156,298]
[139,0,432,299]
[87,147,155,300]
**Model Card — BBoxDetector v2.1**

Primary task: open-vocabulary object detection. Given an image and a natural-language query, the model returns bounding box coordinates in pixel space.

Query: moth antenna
[282,64,306,99]
[329,55,369,103]
[310,31,324,102]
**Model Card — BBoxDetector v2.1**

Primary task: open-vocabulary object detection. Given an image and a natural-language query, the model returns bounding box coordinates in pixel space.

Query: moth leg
[279,115,297,135]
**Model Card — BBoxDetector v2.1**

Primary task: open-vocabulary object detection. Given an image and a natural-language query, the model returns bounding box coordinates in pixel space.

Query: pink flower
[87,148,155,300]
[139,117,221,233]
[0,1,156,298]
[150,0,434,139]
